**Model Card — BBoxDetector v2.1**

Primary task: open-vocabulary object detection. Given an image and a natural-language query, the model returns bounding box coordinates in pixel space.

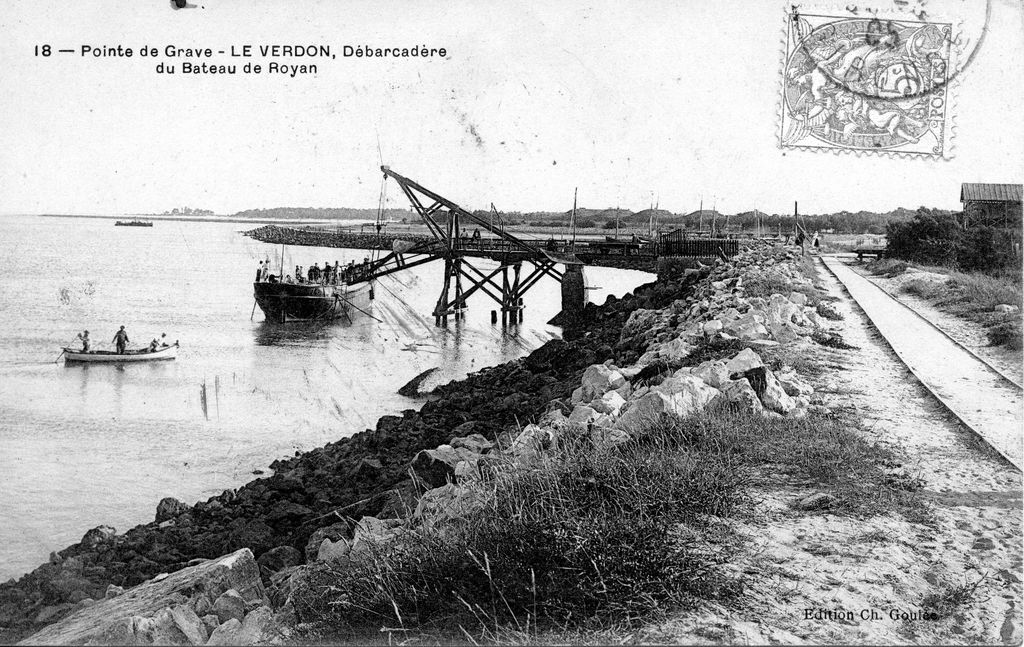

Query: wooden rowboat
[62,344,178,363]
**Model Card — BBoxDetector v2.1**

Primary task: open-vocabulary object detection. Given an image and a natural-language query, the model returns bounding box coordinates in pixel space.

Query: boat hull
[63,345,178,362]
[253,281,372,323]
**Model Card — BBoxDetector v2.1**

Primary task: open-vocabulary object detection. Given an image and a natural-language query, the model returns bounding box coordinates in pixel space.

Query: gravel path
[847,261,1022,386]
[822,256,1023,470]
[644,253,1022,645]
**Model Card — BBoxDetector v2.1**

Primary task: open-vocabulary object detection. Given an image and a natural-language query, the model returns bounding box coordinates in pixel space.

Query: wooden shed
[960,183,1023,229]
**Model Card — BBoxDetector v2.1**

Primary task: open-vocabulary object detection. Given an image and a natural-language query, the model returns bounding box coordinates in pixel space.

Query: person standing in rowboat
[112,326,129,354]
[77,330,90,352]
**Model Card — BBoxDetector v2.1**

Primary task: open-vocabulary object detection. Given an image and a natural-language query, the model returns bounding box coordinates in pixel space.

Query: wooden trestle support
[378,165,572,326]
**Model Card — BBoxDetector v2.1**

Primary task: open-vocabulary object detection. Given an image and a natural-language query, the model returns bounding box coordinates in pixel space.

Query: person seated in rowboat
[77,330,90,352]
[148,333,168,352]
[283,274,294,284]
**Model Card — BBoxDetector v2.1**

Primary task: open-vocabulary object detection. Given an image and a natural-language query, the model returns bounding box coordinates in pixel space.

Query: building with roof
[960,183,1022,229]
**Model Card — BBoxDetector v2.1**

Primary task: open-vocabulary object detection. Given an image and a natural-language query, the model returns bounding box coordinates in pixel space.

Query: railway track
[820,255,1023,471]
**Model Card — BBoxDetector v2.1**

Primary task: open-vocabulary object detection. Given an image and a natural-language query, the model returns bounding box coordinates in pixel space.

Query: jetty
[247,166,742,325]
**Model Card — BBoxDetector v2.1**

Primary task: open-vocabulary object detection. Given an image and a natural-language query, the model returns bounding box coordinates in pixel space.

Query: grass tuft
[294,408,925,637]
[921,575,989,618]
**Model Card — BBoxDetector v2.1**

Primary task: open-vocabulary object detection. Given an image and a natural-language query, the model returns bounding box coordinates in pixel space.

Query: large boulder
[579,364,626,401]
[739,366,797,414]
[212,589,246,624]
[615,376,718,433]
[205,605,281,646]
[591,390,626,416]
[690,360,730,389]
[315,537,352,563]
[19,549,266,646]
[702,319,724,336]
[567,405,600,425]
[303,522,353,562]
[590,427,631,450]
[620,308,662,344]
[718,378,763,415]
[155,497,189,523]
[449,433,493,454]
[80,525,117,549]
[410,445,462,487]
[724,312,770,340]
[414,483,484,526]
[255,546,302,575]
[510,424,555,456]
[777,372,814,397]
[656,375,720,409]
[725,348,763,376]
[169,604,208,645]
[653,337,695,362]
[412,444,485,488]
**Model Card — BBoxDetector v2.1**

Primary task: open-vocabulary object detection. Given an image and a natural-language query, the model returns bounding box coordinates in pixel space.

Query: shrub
[867,258,909,277]
[957,226,1020,274]
[989,320,1023,350]
[886,208,1021,275]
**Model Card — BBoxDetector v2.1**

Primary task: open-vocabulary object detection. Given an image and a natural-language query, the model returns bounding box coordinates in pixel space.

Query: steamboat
[253,277,373,323]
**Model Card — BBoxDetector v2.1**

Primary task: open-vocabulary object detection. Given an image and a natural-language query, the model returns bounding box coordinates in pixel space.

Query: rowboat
[62,344,178,363]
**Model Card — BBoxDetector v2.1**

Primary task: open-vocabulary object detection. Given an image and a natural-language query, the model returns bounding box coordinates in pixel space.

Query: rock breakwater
[0,248,707,643]
[245,225,430,252]
[4,243,840,644]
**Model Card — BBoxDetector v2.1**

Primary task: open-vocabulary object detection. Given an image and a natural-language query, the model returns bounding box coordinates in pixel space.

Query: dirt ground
[638,256,1022,645]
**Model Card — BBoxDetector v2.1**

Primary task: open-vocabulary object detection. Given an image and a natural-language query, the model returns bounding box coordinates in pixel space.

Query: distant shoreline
[36,213,363,226]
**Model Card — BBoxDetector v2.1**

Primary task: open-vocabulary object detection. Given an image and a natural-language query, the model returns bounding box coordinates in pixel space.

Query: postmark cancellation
[779,8,958,158]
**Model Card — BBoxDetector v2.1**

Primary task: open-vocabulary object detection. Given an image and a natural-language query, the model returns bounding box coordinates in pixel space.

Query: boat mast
[570,187,578,252]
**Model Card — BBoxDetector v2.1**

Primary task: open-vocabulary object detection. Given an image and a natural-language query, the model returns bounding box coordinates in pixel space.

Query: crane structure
[365,166,577,325]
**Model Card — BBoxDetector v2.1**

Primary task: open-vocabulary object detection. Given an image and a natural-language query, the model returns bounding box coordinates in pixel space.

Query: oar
[55,334,79,362]
[250,300,258,321]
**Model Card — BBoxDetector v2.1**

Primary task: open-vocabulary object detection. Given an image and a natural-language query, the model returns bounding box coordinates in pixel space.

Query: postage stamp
[779,8,959,159]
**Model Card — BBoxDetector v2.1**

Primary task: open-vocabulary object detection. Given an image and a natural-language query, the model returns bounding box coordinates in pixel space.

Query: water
[0,215,652,580]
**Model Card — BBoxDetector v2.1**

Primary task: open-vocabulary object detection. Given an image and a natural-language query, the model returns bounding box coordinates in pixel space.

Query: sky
[0,0,1021,216]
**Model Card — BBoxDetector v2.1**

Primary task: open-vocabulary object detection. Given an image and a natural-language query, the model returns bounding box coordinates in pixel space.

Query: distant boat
[115,220,153,227]
[62,344,178,363]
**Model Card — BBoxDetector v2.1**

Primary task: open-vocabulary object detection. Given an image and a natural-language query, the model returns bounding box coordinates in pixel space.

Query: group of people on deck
[75,327,172,354]
[255,257,373,285]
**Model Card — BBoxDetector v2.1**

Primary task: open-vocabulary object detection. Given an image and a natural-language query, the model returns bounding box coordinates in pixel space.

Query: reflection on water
[0,215,652,579]
[253,319,344,346]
